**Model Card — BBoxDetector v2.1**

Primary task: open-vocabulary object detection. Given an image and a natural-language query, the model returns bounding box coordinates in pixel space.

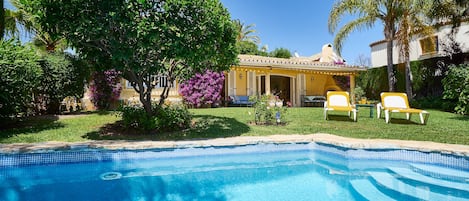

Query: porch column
[265,72,271,95]
[350,74,356,104]
[257,76,261,96]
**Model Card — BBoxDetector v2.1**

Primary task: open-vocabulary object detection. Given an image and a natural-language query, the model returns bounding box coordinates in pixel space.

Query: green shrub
[356,56,455,100]
[155,104,192,132]
[356,67,388,100]
[35,53,91,114]
[269,48,291,58]
[411,96,454,111]
[352,86,366,102]
[249,94,288,125]
[442,64,469,115]
[119,103,192,132]
[0,40,42,119]
[119,105,157,131]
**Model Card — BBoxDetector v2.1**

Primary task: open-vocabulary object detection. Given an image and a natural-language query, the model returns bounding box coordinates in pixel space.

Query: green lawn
[1,107,468,145]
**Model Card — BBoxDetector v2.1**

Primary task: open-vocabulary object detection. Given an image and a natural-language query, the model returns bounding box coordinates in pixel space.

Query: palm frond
[233,19,260,44]
[333,15,377,54]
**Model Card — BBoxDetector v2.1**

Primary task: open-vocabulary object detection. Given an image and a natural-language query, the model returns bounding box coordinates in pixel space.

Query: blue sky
[220,0,384,65]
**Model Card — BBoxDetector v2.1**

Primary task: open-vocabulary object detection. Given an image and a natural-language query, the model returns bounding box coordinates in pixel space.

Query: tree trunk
[139,88,153,117]
[405,57,413,99]
[386,39,396,92]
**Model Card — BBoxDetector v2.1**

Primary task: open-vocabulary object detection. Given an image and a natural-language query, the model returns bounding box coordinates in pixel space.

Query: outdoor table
[355,104,375,118]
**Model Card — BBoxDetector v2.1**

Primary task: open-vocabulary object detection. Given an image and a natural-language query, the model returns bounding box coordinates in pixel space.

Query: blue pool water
[1,143,469,201]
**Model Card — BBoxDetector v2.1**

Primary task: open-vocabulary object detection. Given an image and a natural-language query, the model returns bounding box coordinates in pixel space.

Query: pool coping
[1,134,469,156]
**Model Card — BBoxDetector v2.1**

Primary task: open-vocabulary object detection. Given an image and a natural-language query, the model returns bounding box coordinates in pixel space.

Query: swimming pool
[1,143,468,201]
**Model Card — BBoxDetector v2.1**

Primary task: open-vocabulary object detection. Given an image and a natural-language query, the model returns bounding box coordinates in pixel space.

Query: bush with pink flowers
[179,70,225,108]
[89,69,122,110]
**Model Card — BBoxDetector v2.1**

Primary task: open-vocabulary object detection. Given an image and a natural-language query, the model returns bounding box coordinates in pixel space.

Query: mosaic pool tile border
[1,141,468,171]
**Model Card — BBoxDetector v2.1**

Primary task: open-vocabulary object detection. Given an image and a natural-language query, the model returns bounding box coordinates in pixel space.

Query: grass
[1,107,468,145]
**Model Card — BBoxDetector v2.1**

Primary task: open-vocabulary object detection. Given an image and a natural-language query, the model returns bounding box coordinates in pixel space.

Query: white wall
[370,22,469,68]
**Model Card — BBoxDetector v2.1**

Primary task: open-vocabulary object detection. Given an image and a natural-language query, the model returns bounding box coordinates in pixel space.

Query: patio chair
[324,91,357,122]
[379,92,430,125]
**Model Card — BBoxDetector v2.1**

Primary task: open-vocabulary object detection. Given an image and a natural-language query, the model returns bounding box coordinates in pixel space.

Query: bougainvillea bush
[89,69,122,110]
[179,70,225,108]
[333,75,350,91]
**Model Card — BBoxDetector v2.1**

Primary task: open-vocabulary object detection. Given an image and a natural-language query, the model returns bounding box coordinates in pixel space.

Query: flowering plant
[89,69,122,110]
[249,94,287,125]
[333,75,350,90]
[179,70,225,108]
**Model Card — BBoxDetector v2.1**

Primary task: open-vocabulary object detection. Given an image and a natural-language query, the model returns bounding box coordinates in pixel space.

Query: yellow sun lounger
[324,91,357,122]
[378,92,429,125]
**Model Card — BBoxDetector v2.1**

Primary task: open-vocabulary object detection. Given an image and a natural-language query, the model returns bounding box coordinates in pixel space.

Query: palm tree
[4,0,65,52]
[329,0,401,92]
[395,0,434,99]
[233,19,260,44]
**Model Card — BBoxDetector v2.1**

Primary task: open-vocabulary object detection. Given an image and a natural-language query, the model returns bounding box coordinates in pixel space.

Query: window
[419,36,438,55]
[126,75,174,89]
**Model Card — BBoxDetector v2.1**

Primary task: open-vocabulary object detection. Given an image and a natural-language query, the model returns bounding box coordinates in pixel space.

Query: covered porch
[225,54,365,107]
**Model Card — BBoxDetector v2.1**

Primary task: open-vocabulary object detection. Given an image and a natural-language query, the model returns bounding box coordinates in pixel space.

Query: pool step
[389,167,469,193]
[350,179,394,201]
[368,172,469,201]
[410,163,469,181]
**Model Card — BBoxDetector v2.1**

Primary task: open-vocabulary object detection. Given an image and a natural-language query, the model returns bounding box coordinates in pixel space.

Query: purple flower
[89,69,122,110]
[179,70,225,108]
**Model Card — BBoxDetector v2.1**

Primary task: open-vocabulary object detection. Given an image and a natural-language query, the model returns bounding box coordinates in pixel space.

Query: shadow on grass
[83,114,251,141]
[386,118,421,125]
[449,115,469,121]
[325,114,356,122]
[0,116,64,140]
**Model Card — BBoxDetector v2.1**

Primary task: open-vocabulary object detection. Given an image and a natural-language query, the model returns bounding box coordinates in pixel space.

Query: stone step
[411,163,469,181]
[389,167,469,193]
[350,179,395,201]
[368,172,469,201]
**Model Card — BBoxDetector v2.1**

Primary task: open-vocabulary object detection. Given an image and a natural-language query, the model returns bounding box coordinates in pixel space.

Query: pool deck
[1,134,469,156]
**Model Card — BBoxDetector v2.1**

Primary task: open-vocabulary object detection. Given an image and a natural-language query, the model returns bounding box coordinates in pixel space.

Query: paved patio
[1,134,469,156]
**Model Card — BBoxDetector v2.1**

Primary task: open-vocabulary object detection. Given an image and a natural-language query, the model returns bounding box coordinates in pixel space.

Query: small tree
[89,69,122,110]
[34,53,91,114]
[0,40,42,119]
[269,48,292,58]
[29,0,238,118]
[179,70,225,108]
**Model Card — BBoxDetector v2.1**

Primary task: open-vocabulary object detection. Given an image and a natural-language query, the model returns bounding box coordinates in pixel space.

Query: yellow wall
[324,76,341,91]
[82,79,181,110]
[306,74,330,95]
[236,70,247,96]
[83,67,348,109]
[118,79,180,101]
[233,67,343,97]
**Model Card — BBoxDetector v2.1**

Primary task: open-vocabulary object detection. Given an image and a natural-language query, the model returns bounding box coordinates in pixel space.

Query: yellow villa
[80,44,365,109]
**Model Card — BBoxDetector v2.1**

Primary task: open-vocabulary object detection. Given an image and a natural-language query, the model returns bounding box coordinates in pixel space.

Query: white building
[370,22,469,68]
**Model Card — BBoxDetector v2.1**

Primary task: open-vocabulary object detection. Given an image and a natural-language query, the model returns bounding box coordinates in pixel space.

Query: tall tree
[7,0,65,52]
[233,19,260,44]
[329,0,401,91]
[395,0,434,99]
[30,0,238,116]
[430,0,468,28]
